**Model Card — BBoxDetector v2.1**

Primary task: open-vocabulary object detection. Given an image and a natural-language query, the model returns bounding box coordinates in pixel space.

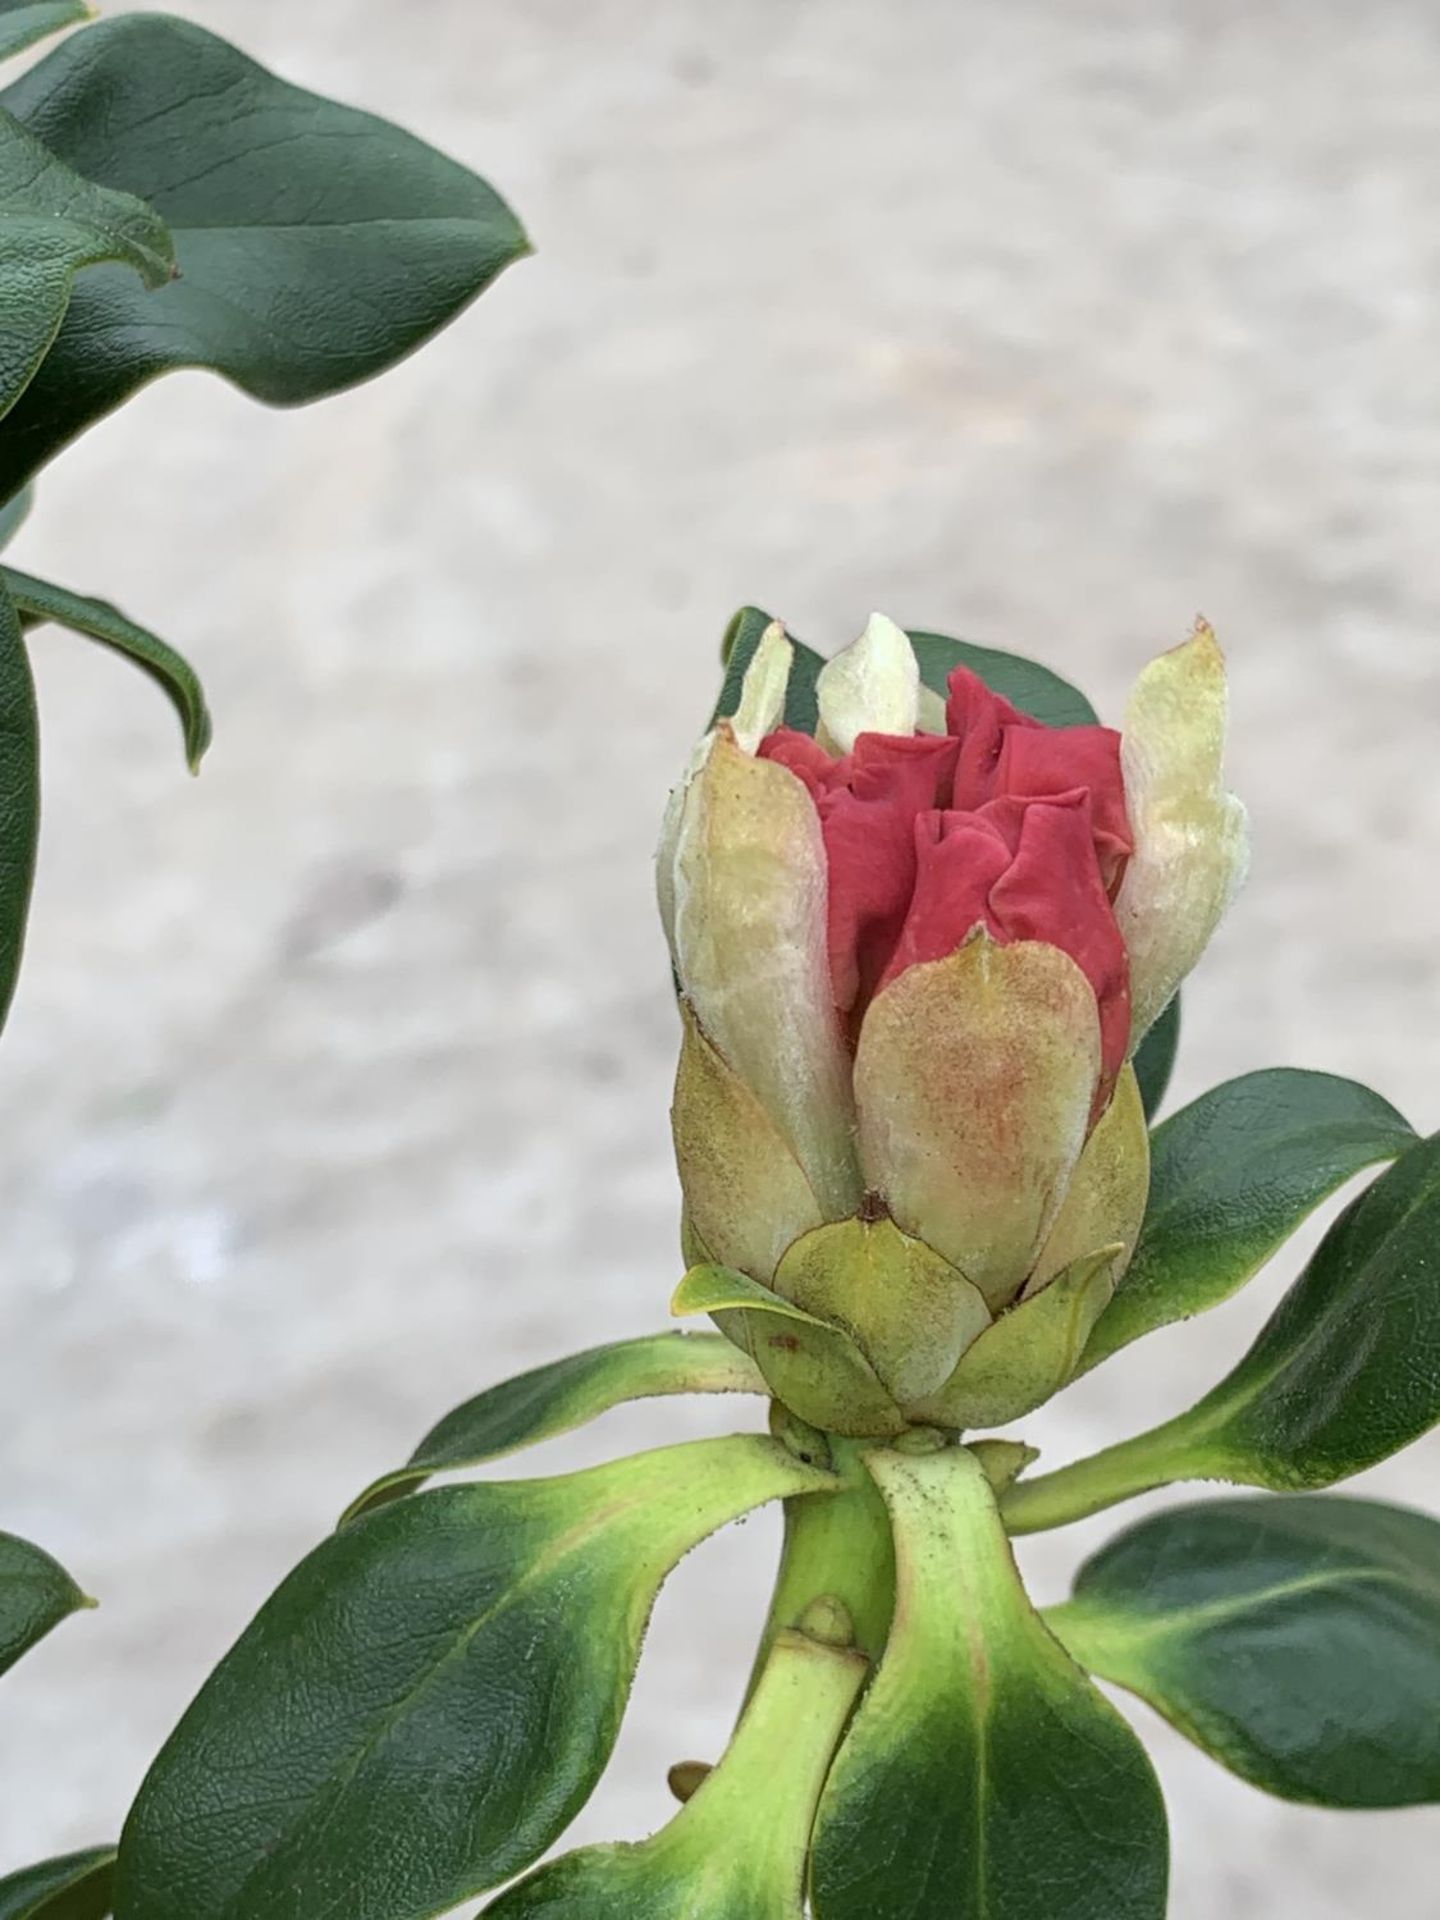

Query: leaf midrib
[355,1336,762,1519]
[1070,1561,1434,1657]
[215,1474,673,1918]
[1134,1119,1406,1256]
[1183,1161,1440,1437]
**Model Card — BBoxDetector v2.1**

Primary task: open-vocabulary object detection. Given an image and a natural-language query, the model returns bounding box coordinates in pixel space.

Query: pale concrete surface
[0,0,1438,1911]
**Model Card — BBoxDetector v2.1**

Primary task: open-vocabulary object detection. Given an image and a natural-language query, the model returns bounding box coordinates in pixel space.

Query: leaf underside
[811,1446,1168,1920]
[0,13,529,495]
[343,1330,764,1522]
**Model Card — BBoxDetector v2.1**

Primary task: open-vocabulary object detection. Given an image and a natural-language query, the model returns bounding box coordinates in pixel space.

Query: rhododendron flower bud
[660,613,1246,1436]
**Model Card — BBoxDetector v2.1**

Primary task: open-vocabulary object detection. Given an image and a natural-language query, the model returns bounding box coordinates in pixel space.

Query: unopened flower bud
[660,613,1245,1436]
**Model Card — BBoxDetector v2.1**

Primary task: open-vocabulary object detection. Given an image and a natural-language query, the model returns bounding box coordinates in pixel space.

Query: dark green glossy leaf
[1048,1495,1440,1808]
[1006,1131,1440,1535]
[0,99,172,421]
[0,485,30,550]
[342,1330,764,1523]
[1131,994,1180,1120]
[0,3,90,65]
[1082,1069,1416,1373]
[0,1847,114,1920]
[0,14,528,495]
[0,578,37,1036]
[907,630,1098,728]
[713,607,1098,739]
[3,567,210,770]
[486,1615,867,1917]
[811,1444,1168,1920]
[115,1435,833,1920]
[0,1530,92,1678]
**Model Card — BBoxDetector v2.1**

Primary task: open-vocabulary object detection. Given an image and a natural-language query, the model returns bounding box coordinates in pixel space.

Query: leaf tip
[187,713,214,773]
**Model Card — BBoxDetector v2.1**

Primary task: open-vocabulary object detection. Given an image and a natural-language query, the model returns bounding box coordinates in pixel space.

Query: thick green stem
[999,1419,1202,1535]
[745,1421,897,1702]
[659,1618,867,1898]
[771,1437,896,1657]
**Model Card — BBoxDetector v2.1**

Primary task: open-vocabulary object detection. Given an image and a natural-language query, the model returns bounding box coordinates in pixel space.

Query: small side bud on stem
[667,1760,713,1805]
[796,1594,858,1649]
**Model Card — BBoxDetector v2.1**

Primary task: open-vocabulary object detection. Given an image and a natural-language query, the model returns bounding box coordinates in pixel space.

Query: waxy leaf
[811,1444,1168,1920]
[1006,1131,1440,1535]
[715,606,1098,740]
[0,578,36,1035]
[1048,1496,1440,1807]
[115,1435,833,1920]
[0,3,89,65]
[0,485,30,549]
[487,1617,867,1917]
[342,1330,764,1523]
[4,567,210,770]
[1083,1069,1415,1372]
[0,1530,92,1678]
[0,99,172,422]
[0,1847,114,1920]
[1131,993,1179,1120]
[0,14,528,496]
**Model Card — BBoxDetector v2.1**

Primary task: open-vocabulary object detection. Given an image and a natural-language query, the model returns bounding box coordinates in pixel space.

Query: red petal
[986,796,1131,1085]
[758,726,850,799]
[945,668,1038,805]
[996,722,1132,893]
[759,667,1133,1077]
[883,809,1013,983]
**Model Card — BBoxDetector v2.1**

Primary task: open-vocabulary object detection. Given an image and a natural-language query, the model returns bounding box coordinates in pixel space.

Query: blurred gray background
[1,0,1437,1911]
